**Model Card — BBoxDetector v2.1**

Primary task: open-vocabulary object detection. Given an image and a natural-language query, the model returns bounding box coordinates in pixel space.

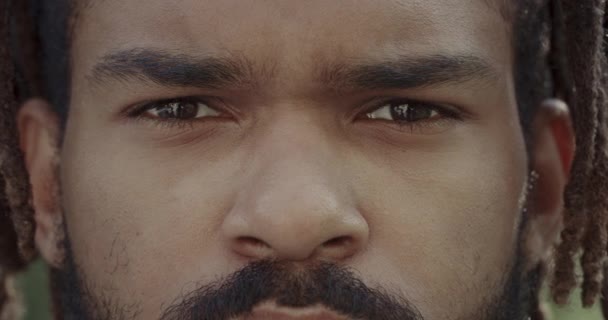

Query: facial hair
[49,215,539,320]
[51,172,540,320]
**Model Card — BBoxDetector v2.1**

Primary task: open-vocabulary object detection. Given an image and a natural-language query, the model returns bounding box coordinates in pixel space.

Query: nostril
[237,236,270,249]
[231,236,273,259]
[323,236,353,248]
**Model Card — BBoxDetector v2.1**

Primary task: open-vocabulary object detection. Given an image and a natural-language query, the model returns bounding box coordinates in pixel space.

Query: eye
[365,100,443,123]
[132,98,222,121]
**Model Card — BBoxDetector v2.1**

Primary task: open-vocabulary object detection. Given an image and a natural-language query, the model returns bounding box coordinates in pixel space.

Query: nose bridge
[262,128,334,188]
[250,113,344,200]
[223,117,368,261]
[260,111,335,168]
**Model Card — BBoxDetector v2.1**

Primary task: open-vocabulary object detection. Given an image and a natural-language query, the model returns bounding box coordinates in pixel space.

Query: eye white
[366,104,394,120]
[191,103,221,118]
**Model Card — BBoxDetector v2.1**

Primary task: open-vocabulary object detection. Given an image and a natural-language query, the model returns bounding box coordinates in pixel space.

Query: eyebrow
[90,48,259,89]
[90,48,496,92]
[320,54,497,92]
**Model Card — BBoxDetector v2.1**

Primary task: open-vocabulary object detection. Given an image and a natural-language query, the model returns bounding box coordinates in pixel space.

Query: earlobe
[17,98,64,267]
[524,99,575,271]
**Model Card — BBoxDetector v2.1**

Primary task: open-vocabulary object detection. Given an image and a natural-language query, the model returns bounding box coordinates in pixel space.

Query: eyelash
[125,97,463,131]
[360,98,463,128]
[126,96,219,129]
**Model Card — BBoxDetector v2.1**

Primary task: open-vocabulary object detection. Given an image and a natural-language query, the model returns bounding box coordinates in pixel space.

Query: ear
[524,99,575,271]
[17,98,64,268]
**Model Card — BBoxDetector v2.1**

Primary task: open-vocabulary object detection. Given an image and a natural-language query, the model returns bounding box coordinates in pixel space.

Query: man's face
[51,0,532,319]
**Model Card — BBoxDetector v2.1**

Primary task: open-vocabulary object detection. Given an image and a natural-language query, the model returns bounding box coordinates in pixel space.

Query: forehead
[76,0,512,17]
[71,0,513,82]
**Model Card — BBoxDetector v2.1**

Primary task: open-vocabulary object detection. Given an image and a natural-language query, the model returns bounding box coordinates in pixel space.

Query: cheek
[350,119,528,318]
[58,118,244,314]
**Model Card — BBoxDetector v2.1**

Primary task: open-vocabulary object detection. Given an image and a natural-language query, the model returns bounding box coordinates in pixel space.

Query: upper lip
[240,303,349,320]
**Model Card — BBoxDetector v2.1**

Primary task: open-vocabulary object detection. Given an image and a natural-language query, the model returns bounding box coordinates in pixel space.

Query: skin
[17,0,574,319]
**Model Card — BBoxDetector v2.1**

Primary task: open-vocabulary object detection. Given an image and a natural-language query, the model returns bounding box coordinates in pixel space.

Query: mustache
[159,260,423,320]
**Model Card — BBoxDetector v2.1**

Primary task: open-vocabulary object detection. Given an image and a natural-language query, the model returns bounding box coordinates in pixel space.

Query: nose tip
[221,122,369,263]
[223,194,369,262]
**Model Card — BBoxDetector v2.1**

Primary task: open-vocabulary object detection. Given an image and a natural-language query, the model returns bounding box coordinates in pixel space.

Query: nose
[222,122,369,262]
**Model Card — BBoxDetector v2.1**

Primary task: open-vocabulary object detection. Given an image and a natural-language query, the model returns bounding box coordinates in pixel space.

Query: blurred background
[15,259,604,319]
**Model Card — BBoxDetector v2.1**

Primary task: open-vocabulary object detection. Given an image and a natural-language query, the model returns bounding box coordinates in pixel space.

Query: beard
[50,171,542,320]
[48,214,541,320]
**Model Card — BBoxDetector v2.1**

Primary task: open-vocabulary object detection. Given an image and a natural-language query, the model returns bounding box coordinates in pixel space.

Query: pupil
[155,102,198,119]
[176,102,197,119]
[390,103,431,122]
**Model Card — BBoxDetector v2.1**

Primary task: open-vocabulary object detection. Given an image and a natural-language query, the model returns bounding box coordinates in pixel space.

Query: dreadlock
[0,0,607,319]
[549,0,608,310]
[0,0,35,318]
